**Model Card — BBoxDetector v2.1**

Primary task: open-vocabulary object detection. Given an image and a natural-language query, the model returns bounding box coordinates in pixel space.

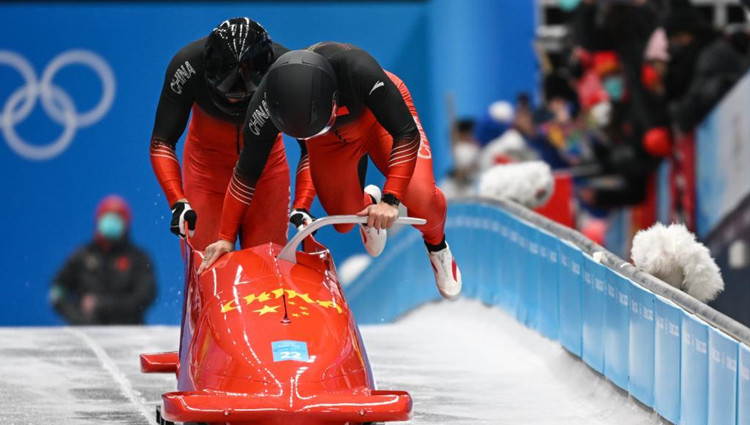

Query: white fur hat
[489,100,515,123]
[478,161,555,209]
[631,223,723,303]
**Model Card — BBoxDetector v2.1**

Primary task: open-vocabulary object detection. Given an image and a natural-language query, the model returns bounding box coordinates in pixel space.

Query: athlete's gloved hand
[289,208,316,233]
[170,200,197,238]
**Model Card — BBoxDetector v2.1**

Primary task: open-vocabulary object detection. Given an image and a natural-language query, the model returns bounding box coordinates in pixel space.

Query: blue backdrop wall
[0,1,535,325]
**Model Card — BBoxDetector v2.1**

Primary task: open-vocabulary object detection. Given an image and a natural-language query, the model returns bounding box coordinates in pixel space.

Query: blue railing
[347,199,750,425]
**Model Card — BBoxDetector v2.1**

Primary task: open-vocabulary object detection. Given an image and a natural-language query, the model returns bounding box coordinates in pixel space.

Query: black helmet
[265,50,338,139]
[204,17,274,115]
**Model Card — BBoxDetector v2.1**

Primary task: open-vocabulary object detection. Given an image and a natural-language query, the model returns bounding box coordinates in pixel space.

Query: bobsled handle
[278,215,426,263]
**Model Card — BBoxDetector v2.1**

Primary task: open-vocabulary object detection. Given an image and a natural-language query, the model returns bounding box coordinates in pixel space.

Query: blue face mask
[97,212,126,241]
[603,76,625,102]
[559,0,581,11]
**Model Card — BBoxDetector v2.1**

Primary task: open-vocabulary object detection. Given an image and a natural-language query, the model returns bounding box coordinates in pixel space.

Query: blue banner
[708,329,738,425]
[492,211,515,312]
[654,296,682,424]
[696,72,750,238]
[740,344,750,425]
[0,1,432,325]
[629,282,655,407]
[582,255,606,373]
[681,314,709,425]
[536,230,560,341]
[558,241,584,356]
[603,268,630,390]
[517,220,540,329]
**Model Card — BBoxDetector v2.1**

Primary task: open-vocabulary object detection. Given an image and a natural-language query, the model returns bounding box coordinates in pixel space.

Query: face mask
[559,0,581,12]
[603,76,625,102]
[97,212,125,241]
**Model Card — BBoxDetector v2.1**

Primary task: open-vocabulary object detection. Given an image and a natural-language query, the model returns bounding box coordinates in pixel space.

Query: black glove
[170,201,197,238]
[289,208,316,234]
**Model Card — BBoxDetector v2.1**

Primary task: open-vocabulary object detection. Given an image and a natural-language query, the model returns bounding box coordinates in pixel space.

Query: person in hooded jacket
[50,195,156,325]
[664,6,748,132]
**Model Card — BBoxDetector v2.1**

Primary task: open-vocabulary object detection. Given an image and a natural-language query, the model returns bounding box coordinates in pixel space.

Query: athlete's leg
[239,136,291,248]
[305,136,370,234]
[182,138,227,251]
[368,73,459,297]
[368,72,447,245]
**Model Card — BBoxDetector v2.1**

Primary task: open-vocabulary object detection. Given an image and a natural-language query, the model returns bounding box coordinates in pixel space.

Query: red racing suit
[149,37,290,250]
[218,42,446,246]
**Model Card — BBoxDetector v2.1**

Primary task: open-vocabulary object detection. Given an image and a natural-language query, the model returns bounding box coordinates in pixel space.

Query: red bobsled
[141,216,424,425]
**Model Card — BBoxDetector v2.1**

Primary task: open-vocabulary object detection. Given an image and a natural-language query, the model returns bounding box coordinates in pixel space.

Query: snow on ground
[0,299,665,424]
[363,299,665,424]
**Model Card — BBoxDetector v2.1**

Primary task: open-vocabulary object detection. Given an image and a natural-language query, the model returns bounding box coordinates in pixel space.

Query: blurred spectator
[473,100,514,146]
[50,195,156,325]
[441,119,480,199]
[664,5,747,132]
[725,23,750,58]
[459,0,749,251]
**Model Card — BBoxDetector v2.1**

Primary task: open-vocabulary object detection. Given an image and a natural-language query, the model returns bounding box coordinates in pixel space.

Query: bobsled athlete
[199,43,462,299]
[150,17,290,250]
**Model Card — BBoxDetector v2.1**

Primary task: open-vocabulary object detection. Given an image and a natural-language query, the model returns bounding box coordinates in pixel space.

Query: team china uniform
[149,18,290,250]
[212,42,462,299]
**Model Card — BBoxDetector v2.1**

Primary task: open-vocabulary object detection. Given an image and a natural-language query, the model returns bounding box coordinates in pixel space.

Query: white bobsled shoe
[428,243,462,300]
[360,185,387,257]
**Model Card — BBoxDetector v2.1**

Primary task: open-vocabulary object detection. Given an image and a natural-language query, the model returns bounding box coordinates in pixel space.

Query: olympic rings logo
[0,50,116,161]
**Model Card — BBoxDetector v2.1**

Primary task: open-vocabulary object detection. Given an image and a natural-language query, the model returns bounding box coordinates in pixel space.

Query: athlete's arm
[350,50,420,202]
[216,77,282,243]
[150,47,197,206]
[292,140,316,211]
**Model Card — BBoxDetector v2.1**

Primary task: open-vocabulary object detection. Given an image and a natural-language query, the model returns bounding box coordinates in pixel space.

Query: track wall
[348,199,750,425]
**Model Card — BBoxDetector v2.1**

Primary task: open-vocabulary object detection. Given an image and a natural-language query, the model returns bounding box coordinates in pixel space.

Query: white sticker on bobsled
[272,340,309,362]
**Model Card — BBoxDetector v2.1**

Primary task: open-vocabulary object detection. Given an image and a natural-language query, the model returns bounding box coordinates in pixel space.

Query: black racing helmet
[204,17,274,115]
[265,50,338,139]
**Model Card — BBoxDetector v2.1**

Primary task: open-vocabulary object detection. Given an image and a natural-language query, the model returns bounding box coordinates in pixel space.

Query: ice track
[0,300,665,424]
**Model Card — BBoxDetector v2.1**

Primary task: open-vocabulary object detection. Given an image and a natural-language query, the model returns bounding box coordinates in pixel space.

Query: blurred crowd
[442,0,750,243]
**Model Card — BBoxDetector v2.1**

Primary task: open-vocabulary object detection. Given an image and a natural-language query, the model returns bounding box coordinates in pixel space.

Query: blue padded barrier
[740,344,750,425]
[583,254,606,373]
[654,296,683,424]
[604,268,630,390]
[558,241,584,356]
[536,230,560,341]
[474,206,497,303]
[629,282,656,407]
[681,314,709,425]
[518,220,540,330]
[506,216,522,318]
[484,207,506,306]
[707,329,738,425]
[493,211,514,311]
[348,199,750,425]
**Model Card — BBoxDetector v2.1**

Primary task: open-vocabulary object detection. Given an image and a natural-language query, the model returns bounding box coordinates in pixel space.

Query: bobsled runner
[141,215,424,425]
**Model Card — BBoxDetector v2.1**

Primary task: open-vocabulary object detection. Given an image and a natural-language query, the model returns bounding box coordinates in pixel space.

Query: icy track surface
[0,300,666,424]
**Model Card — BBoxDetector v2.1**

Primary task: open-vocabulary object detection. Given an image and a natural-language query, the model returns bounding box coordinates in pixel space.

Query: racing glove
[289,208,316,233]
[170,201,197,238]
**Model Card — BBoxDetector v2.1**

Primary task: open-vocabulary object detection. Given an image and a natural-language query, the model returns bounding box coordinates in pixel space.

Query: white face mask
[298,101,337,141]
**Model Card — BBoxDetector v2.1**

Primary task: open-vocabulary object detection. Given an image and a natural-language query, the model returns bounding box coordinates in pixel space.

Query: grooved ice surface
[0,300,665,424]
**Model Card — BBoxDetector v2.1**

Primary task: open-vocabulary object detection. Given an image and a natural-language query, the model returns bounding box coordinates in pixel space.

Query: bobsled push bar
[278,215,426,263]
